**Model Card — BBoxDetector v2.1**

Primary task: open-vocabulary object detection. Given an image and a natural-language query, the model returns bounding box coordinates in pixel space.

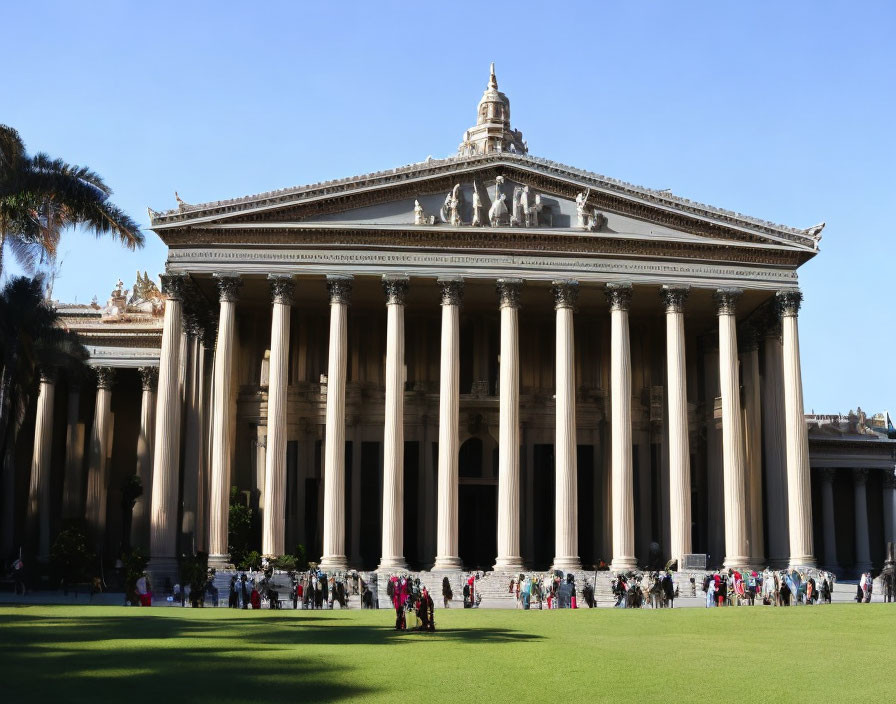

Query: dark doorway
[359,441,381,570]
[577,445,595,568]
[304,477,320,562]
[532,444,555,569]
[458,437,497,569]
[404,441,420,569]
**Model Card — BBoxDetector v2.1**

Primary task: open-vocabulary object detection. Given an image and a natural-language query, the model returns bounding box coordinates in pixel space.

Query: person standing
[442,576,452,608]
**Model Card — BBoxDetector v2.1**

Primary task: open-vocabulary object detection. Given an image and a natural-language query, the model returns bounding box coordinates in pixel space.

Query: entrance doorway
[458,437,498,569]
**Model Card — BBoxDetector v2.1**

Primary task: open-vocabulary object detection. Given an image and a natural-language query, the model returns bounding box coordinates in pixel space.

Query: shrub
[50,522,95,586]
[121,547,149,603]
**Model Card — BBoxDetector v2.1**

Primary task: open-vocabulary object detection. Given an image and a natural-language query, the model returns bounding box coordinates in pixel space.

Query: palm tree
[0,276,87,556]
[0,125,143,278]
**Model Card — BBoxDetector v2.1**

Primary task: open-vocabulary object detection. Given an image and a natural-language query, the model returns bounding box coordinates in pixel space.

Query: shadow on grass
[0,611,541,702]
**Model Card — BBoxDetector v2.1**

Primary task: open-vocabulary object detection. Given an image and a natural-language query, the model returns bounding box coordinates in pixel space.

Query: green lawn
[2,604,894,702]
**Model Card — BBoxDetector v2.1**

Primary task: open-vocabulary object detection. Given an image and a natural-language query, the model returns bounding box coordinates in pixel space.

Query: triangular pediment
[150,154,820,258]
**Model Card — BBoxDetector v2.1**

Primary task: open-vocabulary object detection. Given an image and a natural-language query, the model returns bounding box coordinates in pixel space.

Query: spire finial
[488,62,497,90]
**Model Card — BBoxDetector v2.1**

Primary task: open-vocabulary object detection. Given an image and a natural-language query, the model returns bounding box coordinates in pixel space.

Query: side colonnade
[24,272,834,578]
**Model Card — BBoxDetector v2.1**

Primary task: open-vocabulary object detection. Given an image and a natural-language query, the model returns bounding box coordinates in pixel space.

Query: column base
[319,555,349,571]
[551,556,582,572]
[147,556,179,593]
[788,554,818,570]
[208,553,231,570]
[610,556,637,572]
[377,557,407,571]
[432,556,463,571]
[723,555,752,570]
[493,556,524,571]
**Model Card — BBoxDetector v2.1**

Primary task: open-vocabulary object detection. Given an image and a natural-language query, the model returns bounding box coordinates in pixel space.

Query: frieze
[167,248,800,289]
[164,227,805,269]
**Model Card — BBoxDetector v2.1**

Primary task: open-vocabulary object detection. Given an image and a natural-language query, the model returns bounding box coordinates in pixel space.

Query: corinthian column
[433,278,463,570]
[777,289,816,568]
[715,289,749,569]
[552,280,581,571]
[761,321,789,566]
[662,286,691,566]
[131,366,158,550]
[494,278,523,571]
[85,366,115,552]
[379,276,409,570]
[208,274,242,565]
[149,274,185,577]
[883,471,896,549]
[607,283,636,571]
[820,468,839,571]
[62,378,83,519]
[740,324,764,564]
[320,275,351,570]
[852,468,872,573]
[27,369,56,560]
[262,275,294,558]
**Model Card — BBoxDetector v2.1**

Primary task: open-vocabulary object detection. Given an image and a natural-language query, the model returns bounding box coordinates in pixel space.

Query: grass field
[2,604,894,702]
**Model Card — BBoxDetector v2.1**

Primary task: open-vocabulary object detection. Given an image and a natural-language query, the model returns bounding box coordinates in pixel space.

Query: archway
[458,436,497,569]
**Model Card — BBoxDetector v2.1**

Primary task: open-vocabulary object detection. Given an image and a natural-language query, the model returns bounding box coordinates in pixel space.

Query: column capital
[438,277,464,306]
[94,366,115,390]
[183,311,201,338]
[139,366,159,391]
[661,285,689,313]
[883,471,896,490]
[551,279,579,310]
[382,275,409,305]
[268,275,296,306]
[38,367,58,384]
[159,273,186,301]
[496,278,522,309]
[604,282,632,311]
[714,288,743,316]
[852,467,870,485]
[776,289,803,317]
[214,274,243,303]
[326,275,353,305]
[820,467,837,482]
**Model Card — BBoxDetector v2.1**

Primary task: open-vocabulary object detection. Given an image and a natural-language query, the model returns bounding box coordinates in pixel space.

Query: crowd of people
[701,568,837,607]
[507,572,589,609]
[387,574,435,631]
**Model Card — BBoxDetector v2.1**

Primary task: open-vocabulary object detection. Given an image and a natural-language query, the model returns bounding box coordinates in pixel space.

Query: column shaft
[434,279,463,570]
[663,287,691,565]
[494,279,523,570]
[820,468,838,570]
[741,337,764,564]
[778,290,816,567]
[607,284,636,571]
[149,275,185,575]
[716,290,749,568]
[379,276,408,569]
[553,281,580,570]
[85,368,115,553]
[208,275,242,562]
[27,373,55,560]
[853,469,872,573]
[62,382,83,519]
[321,276,350,570]
[131,367,157,549]
[262,277,294,558]
[761,331,789,566]
[883,474,896,548]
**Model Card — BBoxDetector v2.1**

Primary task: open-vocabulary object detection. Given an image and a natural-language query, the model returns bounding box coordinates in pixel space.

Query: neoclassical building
[13,66,896,580]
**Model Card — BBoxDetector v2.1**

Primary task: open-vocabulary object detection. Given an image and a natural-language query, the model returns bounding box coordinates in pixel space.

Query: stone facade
[12,67,896,581]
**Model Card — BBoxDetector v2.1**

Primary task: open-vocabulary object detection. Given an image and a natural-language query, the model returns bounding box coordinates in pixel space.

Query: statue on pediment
[489,194,508,226]
[414,199,426,226]
[511,187,523,226]
[471,182,483,226]
[440,184,463,226]
[576,190,591,229]
[589,208,607,232]
[527,192,543,227]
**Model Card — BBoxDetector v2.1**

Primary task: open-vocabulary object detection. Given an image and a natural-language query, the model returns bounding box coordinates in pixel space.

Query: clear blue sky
[3,1,894,413]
